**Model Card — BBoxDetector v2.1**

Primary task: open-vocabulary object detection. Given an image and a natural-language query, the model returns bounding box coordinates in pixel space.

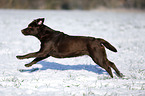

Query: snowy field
[0,9,145,96]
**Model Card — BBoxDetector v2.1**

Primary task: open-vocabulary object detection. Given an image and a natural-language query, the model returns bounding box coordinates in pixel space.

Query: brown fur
[16,18,123,78]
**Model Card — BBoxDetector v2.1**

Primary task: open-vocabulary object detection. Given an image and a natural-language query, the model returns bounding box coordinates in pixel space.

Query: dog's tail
[97,38,117,52]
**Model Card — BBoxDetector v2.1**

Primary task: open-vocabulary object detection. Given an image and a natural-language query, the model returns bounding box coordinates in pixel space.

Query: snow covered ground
[0,9,145,96]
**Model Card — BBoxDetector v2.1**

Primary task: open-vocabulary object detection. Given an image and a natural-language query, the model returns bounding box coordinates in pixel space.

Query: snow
[0,9,145,96]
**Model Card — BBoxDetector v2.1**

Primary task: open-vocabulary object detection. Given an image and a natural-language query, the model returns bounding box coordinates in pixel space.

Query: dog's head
[21,18,44,36]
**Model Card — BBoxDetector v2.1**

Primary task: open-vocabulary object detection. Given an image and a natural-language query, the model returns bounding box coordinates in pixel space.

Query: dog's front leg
[16,44,52,59]
[17,42,53,67]
[16,51,50,59]
[17,42,53,60]
[25,55,50,67]
[16,52,38,59]
[24,49,51,67]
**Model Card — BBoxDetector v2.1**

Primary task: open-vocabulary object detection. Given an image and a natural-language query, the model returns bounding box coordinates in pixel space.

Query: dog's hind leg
[107,60,123,77]
[90,55,113,78]
[103,64,113,78]
[25,55,50,67]
[88,45,113,78]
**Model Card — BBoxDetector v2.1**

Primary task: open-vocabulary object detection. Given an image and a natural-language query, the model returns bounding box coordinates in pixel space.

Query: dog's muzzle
[21,29,27,35]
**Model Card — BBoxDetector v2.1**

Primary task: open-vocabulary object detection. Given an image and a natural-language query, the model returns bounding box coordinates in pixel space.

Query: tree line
[0,0,145,10]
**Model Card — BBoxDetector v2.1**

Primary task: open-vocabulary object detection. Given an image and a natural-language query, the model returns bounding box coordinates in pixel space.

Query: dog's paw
[115,72,125,78]
[119,73,125,78]
[16,56,25,59]
[25,64,32,67]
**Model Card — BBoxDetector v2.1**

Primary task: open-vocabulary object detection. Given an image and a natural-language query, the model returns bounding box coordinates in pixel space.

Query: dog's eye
[28,26,32,28]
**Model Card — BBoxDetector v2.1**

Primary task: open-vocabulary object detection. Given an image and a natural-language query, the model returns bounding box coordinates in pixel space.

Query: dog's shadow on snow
[20,61,107,75]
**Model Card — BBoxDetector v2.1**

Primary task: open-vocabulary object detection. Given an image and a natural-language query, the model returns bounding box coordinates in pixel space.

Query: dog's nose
[21,29,26,35]
[21,30,24,32]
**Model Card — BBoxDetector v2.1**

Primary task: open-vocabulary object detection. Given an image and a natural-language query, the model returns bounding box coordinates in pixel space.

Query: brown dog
[16,18,123,78]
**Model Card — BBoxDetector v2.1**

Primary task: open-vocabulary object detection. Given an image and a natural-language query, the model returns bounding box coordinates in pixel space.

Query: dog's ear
[37,18,44,25]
